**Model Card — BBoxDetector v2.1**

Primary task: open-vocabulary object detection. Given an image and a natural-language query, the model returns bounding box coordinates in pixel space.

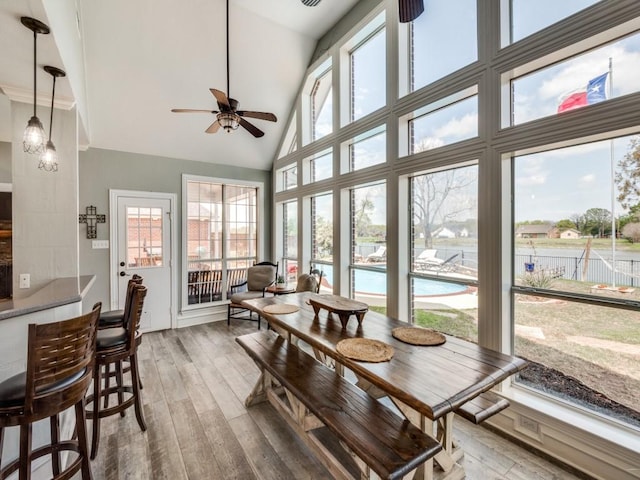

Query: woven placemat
[392,327,446,346]
[263,304,300,314]
[336,338,394,362]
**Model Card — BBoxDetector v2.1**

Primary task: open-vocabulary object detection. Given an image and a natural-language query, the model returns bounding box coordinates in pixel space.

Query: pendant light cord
[48,75,56,139]
[33,30,37,117]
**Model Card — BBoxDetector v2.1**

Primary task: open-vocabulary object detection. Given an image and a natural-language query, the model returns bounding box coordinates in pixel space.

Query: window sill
[490,383,640,479]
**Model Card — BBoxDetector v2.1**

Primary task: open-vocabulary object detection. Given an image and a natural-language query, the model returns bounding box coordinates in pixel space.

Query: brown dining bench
[455,390,511,424]
[236,330,442,480]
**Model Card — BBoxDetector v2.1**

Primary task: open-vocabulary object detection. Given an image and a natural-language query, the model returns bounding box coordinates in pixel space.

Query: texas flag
[557,72,609,113]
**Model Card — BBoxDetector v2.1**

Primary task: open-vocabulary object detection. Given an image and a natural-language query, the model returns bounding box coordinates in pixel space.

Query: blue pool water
[321,269,467,296]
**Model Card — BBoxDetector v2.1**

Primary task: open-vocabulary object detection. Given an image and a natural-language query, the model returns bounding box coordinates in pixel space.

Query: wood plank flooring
[89,321,589,480]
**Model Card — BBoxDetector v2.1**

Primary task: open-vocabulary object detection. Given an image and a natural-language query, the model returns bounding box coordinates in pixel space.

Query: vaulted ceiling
[0,0,360,171]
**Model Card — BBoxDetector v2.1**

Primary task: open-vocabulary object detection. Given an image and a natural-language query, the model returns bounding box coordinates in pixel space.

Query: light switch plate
[92,240,109,249]
[19,273,30,289]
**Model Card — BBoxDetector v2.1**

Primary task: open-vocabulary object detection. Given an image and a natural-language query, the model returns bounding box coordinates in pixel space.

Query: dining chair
[227,261,278,329]
[86,284,147,459]
[0,303,101,480]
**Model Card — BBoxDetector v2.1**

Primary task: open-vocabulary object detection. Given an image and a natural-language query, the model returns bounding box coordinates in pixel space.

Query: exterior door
[110,191,174,332]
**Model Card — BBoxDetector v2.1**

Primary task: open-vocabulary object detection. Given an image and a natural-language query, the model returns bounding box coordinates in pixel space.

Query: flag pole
[609,57,616,288]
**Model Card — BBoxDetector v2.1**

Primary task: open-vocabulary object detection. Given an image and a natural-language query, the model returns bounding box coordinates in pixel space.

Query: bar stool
[98,274,143,330]
[0,304,101,480]
[86,284,147,460]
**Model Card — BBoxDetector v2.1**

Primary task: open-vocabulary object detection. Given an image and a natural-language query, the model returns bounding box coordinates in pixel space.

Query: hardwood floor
[89,321,588,480]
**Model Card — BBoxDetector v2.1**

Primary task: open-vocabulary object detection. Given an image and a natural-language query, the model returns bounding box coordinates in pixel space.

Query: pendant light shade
[39,66,65,173]
[21,17,50,155]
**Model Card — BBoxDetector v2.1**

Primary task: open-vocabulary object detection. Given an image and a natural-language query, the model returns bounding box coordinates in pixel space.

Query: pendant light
[21,17,50,155]
[39,66,66,172]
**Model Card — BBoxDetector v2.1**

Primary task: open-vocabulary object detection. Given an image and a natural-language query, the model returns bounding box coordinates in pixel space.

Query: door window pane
[127,207,163,268]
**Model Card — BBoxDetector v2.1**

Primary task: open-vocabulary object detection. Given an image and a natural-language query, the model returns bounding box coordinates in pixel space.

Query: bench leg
[245,369,273,407]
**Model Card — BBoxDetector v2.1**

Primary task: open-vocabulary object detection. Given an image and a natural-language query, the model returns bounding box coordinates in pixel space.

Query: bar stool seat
[0,304,101,480]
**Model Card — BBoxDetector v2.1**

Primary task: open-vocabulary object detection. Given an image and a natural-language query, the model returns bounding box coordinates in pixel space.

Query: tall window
[351,182,386,303]
[510,32,640,126]
[509,0,601,44]
[311,193,333,263]
[282,201,298,281]
[512,135,640,426]
[345,126,386,173]
[405,89,478,155]
[304,149,333,184]
[303,59,333,145]
[350,24,386,121]
[184,177,258,306]
[406,0,477,94]
[410,164,479,342]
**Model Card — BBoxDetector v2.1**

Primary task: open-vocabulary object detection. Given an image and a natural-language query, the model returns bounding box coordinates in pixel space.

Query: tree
[570,213,587,234]
[615,135,640,209]
[412,167,476,248]
[583,207,612,238]
[555,219,577,230]
[621,222,640,243]
[354,195,374,238]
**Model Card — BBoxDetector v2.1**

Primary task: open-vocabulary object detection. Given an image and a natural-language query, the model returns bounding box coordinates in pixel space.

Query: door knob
[119,271,130,277]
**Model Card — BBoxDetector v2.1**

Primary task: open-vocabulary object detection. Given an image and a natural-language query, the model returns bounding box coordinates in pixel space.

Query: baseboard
[490,386,640,480]
[177,304,229,328]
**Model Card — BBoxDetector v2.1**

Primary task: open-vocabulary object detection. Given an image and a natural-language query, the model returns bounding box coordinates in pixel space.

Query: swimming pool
[321,268,468,296]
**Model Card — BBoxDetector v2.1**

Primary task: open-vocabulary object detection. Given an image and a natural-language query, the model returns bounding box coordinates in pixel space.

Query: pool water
[321,268,467,296]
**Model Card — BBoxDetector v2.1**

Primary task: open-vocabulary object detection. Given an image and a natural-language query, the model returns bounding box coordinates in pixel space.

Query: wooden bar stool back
[0,303,101,480]
[98,274,143,330]
[87,284,147,459]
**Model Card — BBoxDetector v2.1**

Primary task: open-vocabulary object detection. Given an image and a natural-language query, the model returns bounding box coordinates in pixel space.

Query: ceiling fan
[301,0,424,23]
[171,0,277,137]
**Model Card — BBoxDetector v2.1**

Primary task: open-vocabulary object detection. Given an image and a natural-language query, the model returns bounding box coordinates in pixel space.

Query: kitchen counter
[0,275,95,321]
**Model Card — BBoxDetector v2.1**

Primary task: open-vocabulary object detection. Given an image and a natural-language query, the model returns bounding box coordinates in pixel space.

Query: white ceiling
[0,0,359,171]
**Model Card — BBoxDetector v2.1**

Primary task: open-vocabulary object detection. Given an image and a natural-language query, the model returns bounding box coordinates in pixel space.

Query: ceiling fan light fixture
[218,112,239,132]
[21,17,50,155]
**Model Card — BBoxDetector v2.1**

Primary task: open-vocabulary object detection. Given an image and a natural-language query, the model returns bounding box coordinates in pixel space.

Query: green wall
[79,147,272,313]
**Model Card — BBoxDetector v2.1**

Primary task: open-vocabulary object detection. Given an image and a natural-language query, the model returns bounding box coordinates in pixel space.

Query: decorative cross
[79,205,106,239]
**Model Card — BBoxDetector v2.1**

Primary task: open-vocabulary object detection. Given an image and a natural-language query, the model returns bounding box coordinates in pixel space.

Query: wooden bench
[237,331,442,480]
[455,391,510,424]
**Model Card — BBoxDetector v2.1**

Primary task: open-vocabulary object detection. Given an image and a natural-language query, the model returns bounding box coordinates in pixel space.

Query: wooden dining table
[241,292,526,480]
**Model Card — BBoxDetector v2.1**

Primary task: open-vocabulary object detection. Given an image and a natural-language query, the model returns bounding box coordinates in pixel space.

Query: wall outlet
[92,240,109,249]
[19,273,30,289]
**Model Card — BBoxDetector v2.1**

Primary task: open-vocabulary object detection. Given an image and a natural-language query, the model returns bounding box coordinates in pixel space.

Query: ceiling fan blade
[205,121,221,134]
[210,88,231,110]
[236,111,277,122]
[171,109,218,113]
[239,118,264,138]
[398,0,424,23]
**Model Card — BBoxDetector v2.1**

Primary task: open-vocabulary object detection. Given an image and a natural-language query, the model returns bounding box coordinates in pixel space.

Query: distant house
[434,227,456,238]
[560,228,581,239]
[515,224,558,239]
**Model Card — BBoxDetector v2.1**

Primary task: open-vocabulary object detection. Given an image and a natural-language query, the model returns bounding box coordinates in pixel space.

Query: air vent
[301,0,322,6]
